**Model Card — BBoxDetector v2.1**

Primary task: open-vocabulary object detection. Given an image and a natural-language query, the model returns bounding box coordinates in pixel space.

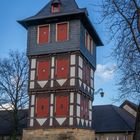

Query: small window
[52,4,60,13]
[36,97,49,118]
[80,96,89,119]
[82,61,86,83]
[82,62,91,86]
[38,25,50,44]
[118,136,125,140]
[86,65,91,86]
[80,95,85,118]
[55,95,69,117]
[85,31,94,54]
[55,57,69,79]
[37,60,50,81]
[56,22,69,42]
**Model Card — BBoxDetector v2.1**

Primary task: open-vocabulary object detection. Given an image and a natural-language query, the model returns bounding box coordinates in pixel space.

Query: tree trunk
[133,104,140,140]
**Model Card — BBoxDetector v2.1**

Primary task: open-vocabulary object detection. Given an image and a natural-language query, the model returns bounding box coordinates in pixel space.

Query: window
[36,97,49,118]
[86,65,91,86]
[118,136,126,140]
[89,36,93,53]
[80,95,85,118]
[80,96,89,119]
[106,136,125,140]
[95,137,100,140]
[55,95,69,117]
[52,4,60,13]
[82,61,91,86]
[85,98,89,119]
[37,60,50,81]
[82,61,86,83]
[56,22,69,42]
[85,31,94,54]
[55,57,69,79]
[38,25,50,44]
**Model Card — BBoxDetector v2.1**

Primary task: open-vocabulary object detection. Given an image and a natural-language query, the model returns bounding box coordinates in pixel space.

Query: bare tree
[100,0,140,95]
[0,51,28,140]
[95,0,140,139]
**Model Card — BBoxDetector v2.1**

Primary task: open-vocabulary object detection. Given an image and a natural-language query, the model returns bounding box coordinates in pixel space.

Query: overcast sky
[0,0,120,106]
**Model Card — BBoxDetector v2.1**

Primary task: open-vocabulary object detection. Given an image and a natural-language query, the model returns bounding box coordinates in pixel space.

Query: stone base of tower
[22,128,95,140]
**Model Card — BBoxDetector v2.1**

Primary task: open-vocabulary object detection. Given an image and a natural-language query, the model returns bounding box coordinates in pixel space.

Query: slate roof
[18,0,103,46]
[0,109,28,135]
[92,105,136,133]
[20,0,86,22]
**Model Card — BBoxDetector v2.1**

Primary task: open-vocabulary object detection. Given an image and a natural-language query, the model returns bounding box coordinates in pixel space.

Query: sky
[0,0,121,106]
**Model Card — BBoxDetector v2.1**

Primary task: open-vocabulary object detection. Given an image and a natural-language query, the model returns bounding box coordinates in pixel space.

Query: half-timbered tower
[19,0,103,139]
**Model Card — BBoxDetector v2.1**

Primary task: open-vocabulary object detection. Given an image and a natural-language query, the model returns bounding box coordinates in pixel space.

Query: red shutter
[38,25,49,44]
[83,62,86,83]
[56,57,69,79]
[85,98,89,119]
[80,95,85,118]
[57,23,68,41]
[55,95,69,117]
[90,37,92,52]
[85,32,88,49]
[37,60,50,80]
[52,4,60,13]
[86,65,91,86]
[36,97,49,118]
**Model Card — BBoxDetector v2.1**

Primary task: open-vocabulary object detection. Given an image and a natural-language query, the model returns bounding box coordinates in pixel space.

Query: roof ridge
[93,104,112,107]
[111,105,133,130]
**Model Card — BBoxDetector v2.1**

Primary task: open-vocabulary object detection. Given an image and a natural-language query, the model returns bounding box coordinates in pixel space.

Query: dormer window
[51,0,61,13]
[52,4,60,13]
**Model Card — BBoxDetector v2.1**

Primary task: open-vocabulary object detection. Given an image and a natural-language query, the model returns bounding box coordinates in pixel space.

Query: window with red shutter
[56,23,68,42]
[83,62,86,83]
[55,95,69,117]
[89,36,93,52]
[80,95,85,118]
[86,65,91,86]
[85,32,88,49]
[56,57,69,79]
[38,25,50,44]
[85,98,89,119]
[37,60,50,80]
[36,97,49,118]
[85,31,94,54]
[52,4,60,13]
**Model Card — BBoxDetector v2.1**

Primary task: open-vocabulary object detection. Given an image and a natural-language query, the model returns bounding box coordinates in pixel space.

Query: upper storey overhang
[18,0,103,46]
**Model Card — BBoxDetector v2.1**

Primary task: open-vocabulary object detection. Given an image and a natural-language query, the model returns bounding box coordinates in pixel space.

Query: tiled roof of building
[0,109,28,135]
[19,0,86,24]
[92,105,136,133]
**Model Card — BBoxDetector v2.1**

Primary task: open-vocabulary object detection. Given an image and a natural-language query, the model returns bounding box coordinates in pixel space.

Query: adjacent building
[93,100,137,140]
